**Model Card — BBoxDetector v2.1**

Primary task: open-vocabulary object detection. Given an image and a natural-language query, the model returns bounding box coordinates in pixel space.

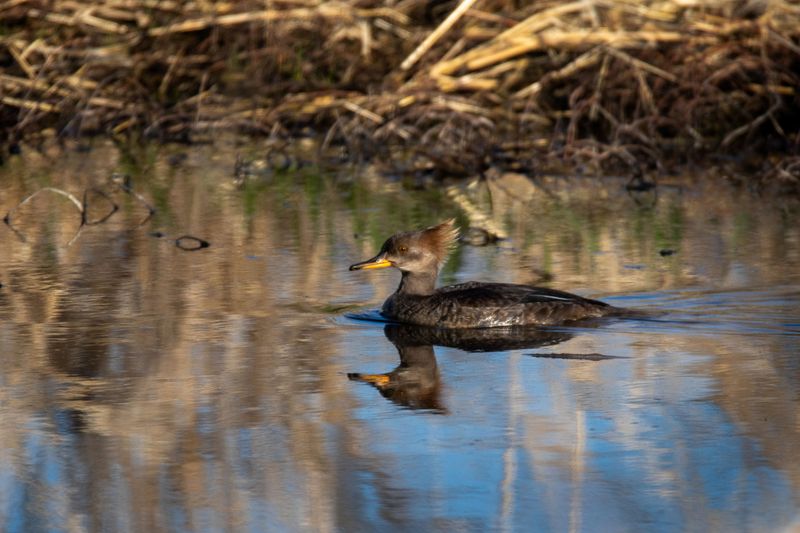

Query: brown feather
[420,219,459,268]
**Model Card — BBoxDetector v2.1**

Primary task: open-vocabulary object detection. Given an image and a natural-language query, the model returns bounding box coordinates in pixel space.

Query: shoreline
[1,1,799,190]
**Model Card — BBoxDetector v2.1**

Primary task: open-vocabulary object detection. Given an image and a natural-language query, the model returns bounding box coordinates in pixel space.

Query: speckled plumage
[382,281,614,328]
[350,220,619,329]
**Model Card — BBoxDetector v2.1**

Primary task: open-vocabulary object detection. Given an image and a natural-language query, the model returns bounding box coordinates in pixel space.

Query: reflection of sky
[2,155,799,532]
[339,331,798,533]
[1,324,798,532]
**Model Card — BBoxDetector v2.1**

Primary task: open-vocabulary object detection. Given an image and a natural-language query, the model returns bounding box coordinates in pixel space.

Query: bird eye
[398,245,408,253]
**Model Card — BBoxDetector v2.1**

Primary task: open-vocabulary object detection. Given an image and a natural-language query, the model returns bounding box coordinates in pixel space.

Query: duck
[349,219,620,328]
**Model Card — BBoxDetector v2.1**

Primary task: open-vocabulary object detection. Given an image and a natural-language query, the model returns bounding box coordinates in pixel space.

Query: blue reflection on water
[2,159,799,532]
[338,297,800,532]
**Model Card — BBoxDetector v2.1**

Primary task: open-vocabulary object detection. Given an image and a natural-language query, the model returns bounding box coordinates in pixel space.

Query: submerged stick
[151,231,211,251]
[4,187,84,244]
[110,173,156,225]
[82,188,119,226]
[175,235,210,251]
[8,187,83,214]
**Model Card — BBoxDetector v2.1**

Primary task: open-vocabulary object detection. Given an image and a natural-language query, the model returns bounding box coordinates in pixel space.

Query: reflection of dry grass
[454,172,800,293]
[1,141,799,529]
[0,142,374,529]
[514,331,800,530]
[663,334,800,504]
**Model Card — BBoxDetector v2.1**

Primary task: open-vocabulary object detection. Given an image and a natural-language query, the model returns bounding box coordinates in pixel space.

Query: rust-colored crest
[420,219,459,266]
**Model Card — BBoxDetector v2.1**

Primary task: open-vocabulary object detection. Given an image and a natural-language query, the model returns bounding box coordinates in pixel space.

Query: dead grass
[1,0,799,183]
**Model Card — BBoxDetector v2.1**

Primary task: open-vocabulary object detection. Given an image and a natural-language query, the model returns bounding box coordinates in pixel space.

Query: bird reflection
[349,327,443,411]
[348,324,573,412]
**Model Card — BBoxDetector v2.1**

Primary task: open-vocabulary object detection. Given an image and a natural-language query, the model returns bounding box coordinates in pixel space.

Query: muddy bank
[1,0,799,188]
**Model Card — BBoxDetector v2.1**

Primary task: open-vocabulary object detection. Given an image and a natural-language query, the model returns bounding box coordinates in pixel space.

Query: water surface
[1,140,799,532]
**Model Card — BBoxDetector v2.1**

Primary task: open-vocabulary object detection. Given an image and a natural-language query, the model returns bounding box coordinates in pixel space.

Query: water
[1,140,799,532]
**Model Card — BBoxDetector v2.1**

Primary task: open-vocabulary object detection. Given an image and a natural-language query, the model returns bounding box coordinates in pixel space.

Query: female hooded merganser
[350,219,619,328]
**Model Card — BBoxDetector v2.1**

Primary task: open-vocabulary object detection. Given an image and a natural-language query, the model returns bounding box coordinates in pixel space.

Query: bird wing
[434,282,608,308]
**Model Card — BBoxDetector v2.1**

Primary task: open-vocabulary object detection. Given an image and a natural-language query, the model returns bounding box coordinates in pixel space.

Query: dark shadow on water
[346,309,572,351]
[380,321,574,353]
[348,323,581,412]
[527,352,624,361]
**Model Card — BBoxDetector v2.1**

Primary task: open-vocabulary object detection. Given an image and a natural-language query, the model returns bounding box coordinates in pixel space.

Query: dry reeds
[1,0,799,182]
